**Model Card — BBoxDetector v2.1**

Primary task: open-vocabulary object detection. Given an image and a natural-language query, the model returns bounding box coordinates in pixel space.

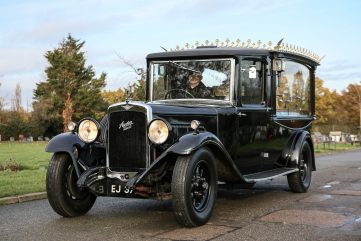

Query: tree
[0,83,30,140]
[0,81,5,112]
[0,82,5,128]
[29,98,62,138]
[314,77,340,124]
[341,84,361,131]
[102,88,126,105]
[131,78,146,101]
[12,83,23,112]
[34,34,107,133]
[313,77,344,133]
[0,110,30,140]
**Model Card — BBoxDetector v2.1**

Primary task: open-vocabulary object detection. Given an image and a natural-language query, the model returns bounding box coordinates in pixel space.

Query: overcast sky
[0,0,360,109]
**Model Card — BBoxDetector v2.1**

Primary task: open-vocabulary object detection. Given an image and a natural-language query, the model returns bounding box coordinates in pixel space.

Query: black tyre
[46,153,96,217]
[172,147,217,227]
[287,141,313,193]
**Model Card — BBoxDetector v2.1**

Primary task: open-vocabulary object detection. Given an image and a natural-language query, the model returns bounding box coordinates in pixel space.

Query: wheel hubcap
[191,161,210,212]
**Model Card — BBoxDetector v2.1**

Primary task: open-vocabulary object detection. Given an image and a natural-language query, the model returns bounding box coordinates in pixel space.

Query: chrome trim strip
[106,169,138,182]
[273,119,314,131]
[229,58,235,106]
[106,101,153,181]
[149,64,154,101]
[244,168,298,182]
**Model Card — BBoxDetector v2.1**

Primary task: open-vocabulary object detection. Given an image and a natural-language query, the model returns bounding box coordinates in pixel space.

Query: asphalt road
[1,150,361,241]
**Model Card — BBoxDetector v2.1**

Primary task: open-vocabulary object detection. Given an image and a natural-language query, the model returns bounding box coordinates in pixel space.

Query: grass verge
[0,170,47,198]
[0,142,51,198]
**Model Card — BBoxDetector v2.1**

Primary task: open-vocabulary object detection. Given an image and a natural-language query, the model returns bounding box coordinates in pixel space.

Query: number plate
[107,179,133,196]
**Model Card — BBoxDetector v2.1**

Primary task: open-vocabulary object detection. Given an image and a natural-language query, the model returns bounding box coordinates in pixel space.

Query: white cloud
[317,59,361,91]
[0,47,46,75]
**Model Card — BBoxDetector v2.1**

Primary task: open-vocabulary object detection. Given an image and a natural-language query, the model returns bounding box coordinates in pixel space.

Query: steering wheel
[164,89,195,99]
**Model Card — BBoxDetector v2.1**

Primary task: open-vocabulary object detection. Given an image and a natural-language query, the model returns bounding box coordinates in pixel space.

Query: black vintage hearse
[46,40,321,227]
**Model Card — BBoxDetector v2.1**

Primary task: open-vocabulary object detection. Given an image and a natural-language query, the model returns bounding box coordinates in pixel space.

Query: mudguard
[46,132,86,177]
[128,131,250,187]
[288,131,316,171]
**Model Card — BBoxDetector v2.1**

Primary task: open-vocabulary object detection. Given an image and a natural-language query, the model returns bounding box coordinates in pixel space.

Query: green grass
[0,170,47,198]
[0,142,51,198]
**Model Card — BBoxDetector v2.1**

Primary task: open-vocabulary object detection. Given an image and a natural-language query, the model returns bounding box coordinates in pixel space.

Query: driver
[185,71,213,98]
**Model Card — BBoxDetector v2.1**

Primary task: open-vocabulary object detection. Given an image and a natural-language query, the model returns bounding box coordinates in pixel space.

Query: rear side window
[276,60,311,116]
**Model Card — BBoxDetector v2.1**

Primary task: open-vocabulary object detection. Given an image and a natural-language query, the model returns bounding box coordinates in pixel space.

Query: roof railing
[168,38,323,64]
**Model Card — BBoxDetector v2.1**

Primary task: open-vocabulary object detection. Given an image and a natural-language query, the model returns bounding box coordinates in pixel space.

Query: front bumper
[77,167,137,197]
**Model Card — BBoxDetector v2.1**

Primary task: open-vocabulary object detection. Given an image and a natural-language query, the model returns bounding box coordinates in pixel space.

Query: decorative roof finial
[274,38,284,51]
[169,37,322,63]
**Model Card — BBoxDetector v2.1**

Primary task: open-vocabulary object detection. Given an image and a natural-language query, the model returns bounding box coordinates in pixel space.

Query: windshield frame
[149,58,236,105]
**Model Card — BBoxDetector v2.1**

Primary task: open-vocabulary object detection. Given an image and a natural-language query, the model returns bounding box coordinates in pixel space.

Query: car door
[262,59,315,170]
[234,56,273,174]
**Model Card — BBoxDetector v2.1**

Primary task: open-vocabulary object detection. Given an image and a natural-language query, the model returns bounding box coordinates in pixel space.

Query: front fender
[46,132,85,153]
[46,132,86,177]
[167,132,223,155]
[127,131,250,187]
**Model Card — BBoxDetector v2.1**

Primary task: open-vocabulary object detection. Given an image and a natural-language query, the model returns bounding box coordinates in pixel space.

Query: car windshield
[151,59,232,101]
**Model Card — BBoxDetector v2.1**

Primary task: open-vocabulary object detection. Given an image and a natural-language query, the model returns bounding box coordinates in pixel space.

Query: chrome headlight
[148,119,169,145]
[78,118,99,143]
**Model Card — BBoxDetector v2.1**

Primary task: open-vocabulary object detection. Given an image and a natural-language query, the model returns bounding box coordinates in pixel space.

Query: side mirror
[158,65,165,76]
[272,58,285,72]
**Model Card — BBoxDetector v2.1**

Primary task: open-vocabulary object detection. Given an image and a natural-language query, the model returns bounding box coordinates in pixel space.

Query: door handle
[238,112,247,117]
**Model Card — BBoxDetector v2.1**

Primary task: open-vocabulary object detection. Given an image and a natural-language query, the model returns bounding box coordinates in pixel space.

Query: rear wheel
[46,153,96,217]
[171,148,217,227]
[287,142,312,193]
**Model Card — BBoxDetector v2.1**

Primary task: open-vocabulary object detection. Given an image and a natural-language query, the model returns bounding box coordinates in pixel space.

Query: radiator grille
[108,110,147,171]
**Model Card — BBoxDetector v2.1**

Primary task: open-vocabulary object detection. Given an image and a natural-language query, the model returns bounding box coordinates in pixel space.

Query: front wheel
[171,148,217,227]
[287,141,313,193]
[46,153,96,217]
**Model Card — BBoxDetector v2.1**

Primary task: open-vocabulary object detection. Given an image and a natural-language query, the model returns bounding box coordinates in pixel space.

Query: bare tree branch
[114,52,139,75]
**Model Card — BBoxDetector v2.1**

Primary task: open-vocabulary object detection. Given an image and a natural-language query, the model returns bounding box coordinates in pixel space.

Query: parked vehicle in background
[45,39,321,227]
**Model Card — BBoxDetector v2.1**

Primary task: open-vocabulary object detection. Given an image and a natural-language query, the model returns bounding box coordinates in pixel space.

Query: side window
[276,60,310,116]
[240,57,265,105]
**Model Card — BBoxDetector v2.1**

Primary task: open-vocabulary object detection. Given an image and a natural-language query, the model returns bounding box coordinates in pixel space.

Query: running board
[244,168,298,182]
